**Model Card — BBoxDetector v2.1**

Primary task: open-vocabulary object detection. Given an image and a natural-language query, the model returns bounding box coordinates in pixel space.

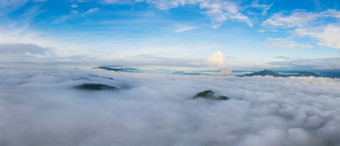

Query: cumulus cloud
[206,51,227,67]
[206,51,231,74]
[0,68,340,146]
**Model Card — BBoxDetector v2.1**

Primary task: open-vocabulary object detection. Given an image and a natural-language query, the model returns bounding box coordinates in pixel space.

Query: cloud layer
[0,68,339,146]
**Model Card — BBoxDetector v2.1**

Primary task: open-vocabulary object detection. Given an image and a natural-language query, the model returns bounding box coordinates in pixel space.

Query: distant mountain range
[96,66,139,73]
[239,70,322,77]
[95,66,339,78]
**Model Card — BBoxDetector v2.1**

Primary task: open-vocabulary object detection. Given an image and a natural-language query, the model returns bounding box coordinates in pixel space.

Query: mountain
[193,90,230,100]
[239,70,288,77]
[74,83,118,91]
[97,66,139,72]
[239,70,322,78]
[297,71,321,77]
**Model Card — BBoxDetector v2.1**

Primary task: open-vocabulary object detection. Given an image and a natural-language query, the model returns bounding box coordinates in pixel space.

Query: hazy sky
[0,0,339,69]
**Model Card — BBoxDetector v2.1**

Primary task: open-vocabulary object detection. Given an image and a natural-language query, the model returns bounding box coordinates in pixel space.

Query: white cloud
[257,29,278,33]
[265,38,314,49]
[262,9,340,28]
[0,43,53,56]
[174,24,197,33]
[262,10,319,28]
[295,25,340,49]
[141,0,196,10]
[82,7,99,16]
[206,51,231,74]
[199,0,252,27]
[70,4,79,8]
[99,0,252,27]
[0,0,28,14]
[0,43,56,63]
[0,0,48,14]
[262,10,340,49]
[100,0,135,5]
[206,51,227,67]
[312,26,340,48]
[250,0,273,16]
[0,68,340,145]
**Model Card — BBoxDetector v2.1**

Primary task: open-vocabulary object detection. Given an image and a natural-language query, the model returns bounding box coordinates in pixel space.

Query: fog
[0,68,340,146]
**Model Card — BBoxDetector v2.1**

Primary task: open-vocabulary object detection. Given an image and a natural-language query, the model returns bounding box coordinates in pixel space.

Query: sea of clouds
[0,68,340,146]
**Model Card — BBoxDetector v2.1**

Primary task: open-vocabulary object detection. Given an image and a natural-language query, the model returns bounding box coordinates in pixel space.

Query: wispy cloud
[70,4,79,8]
[55,7,99,22]
[0,43,53,56]
[262,9,340,28]
[262,9,340,49]
[250,0,273,16]
[199,0,252,27]
[264,38,314,49]
[100,0,135,5]
[0,0,28,14]
[262,11,319,28]
[82,7,99,16]
[100,0,253,28]
[268,57,340,69]
[0,43,56,64]
[257,29,278,33]
[295,25,340,49]
[174,25,197,33]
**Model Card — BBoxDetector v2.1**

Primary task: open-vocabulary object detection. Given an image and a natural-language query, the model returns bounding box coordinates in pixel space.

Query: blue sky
[0,0,339,70]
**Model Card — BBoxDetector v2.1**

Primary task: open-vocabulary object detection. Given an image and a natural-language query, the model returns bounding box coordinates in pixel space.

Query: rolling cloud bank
[0,68,340,146]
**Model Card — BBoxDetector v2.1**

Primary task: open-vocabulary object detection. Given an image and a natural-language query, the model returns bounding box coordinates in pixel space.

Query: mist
[0,68,339,146]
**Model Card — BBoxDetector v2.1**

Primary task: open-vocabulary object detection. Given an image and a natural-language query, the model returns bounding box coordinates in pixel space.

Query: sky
[0,0,340,70]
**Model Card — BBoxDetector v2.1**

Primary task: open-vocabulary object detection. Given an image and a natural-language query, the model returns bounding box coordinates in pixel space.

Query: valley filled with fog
[1,68,339,146]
